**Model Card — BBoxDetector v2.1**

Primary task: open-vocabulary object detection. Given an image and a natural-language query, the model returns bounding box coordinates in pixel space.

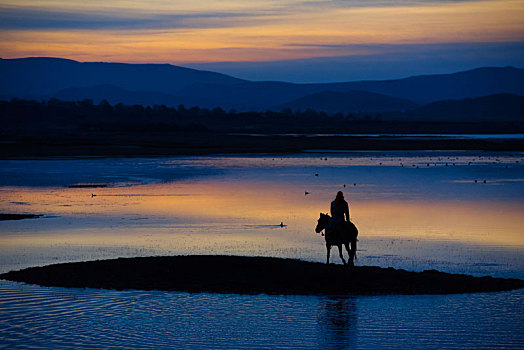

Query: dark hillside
[278,90,418,114]
[1,58,523,111]
[0,57,243,97]
[332,66,524,104]
[392,94,524,122]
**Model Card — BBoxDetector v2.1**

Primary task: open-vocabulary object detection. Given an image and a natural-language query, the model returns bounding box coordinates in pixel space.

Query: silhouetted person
[316,191,358,265]
[326,191,350,235]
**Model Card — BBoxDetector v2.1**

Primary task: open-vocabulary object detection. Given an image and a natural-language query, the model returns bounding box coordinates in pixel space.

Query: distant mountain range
[395,93,524,122]
[0,57,241,97]
[278,90,418,114]
[1,57,524,118]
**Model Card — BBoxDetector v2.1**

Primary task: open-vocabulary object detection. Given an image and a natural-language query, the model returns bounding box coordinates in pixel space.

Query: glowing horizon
[1,0,524,81]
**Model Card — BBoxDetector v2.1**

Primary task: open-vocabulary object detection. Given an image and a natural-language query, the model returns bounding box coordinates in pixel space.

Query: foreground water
[0,151,523,348]
[1,280,522,349]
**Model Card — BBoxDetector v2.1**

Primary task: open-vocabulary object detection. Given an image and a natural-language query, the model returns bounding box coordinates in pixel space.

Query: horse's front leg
[338,244,346,265]
[326,244,331,264]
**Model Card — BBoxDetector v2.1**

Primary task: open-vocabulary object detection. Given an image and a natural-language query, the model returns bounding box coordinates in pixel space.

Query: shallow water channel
[0,151,523,348]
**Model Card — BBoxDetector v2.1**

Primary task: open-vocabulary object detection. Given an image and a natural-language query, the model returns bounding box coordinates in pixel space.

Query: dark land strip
[2,132,524,159]
[2,98,524,158]
[0,213,43,221]
[2,256,522,295]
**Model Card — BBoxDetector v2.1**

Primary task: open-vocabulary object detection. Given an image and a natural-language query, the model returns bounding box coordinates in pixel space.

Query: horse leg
[338,244,346,265]
[349,239,357,266]
[344,242,353,266]
[326,244,331,264]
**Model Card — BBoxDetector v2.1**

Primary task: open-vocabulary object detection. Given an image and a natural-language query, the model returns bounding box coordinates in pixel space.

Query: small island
[1,256,522,295]
[0,213,42,221]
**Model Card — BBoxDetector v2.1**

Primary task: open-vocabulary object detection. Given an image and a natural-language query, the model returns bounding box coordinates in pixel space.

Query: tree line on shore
[1,97,522,136]
[0,98,383,133]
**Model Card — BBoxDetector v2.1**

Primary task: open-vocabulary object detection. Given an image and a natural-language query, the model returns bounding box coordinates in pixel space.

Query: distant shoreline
[2,96,524,158]
[2,133,524,159]
[0,213,42,221]
[2,256,523,295]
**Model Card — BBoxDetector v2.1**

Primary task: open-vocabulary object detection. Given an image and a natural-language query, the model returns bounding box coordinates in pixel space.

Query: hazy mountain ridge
[52,84,178,107]
[278,90,419,114]
[0,57,244,97]
[1,57,524,116]
[394,93,524,122]
[328,66,524,104]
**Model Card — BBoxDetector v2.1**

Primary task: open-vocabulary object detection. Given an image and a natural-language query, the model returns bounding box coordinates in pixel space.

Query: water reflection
[0,151,523,277]
[1,280,522,349]
[1,153,524,350]
[1,179,523,246]
[317,297,358,349]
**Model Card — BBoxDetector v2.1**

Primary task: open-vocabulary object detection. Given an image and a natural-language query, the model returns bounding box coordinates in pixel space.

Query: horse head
[315,213,330,233]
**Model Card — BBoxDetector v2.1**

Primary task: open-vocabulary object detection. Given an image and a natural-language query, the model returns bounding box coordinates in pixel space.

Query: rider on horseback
[326,191,350,237]
[316,191,357,266]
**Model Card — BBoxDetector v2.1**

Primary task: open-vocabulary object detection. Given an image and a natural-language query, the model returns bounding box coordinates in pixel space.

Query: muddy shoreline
[2,256,522,295]
[0,213,42,221]
[2,133,524,159]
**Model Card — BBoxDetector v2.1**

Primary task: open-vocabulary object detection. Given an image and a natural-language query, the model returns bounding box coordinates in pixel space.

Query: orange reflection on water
[1,181,318,221]
[1,179,523,248]
[354,201,524,247]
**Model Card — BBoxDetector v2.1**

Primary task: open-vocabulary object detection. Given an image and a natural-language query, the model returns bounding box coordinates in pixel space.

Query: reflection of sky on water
[1,152,523,349]
[0,151,523,278]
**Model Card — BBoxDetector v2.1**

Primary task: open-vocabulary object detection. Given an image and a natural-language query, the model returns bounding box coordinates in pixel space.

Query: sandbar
[1,256,522,295]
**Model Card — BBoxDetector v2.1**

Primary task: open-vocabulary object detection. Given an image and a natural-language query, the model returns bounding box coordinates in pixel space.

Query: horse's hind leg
[326,244,331,264]
[349,239,357,266]
[344,242,353,267]
[338,245,346,265]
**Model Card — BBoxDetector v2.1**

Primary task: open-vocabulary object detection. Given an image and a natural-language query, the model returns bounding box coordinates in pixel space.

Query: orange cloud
[0,1,523,63]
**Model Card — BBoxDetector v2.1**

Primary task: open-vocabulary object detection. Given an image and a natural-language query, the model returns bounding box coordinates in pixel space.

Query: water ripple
[0,281,523,349]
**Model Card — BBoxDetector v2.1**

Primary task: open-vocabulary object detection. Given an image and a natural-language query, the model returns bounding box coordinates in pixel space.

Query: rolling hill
[278,90,418,114]
[1,57,524,114]
[394,93,524,122]
[0,57,243,97]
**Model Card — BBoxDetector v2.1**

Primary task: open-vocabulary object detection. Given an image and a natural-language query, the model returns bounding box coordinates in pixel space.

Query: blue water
[0,151,523,348]
[234,133,524,140]
[0,281,523,349]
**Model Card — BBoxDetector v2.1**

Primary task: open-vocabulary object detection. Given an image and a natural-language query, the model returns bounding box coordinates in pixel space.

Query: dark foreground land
[2,256,523,295]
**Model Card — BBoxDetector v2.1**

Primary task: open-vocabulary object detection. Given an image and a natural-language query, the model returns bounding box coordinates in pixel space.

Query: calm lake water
[1,151,523,349]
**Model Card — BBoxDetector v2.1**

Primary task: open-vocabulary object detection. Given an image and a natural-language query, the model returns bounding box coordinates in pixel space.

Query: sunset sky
[1,0,523,81]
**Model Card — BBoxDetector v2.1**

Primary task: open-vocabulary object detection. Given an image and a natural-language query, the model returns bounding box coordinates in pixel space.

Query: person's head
[335,191,344,201]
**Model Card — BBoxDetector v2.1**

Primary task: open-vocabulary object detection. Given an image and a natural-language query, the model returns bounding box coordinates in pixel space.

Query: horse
[315,213,358,266]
